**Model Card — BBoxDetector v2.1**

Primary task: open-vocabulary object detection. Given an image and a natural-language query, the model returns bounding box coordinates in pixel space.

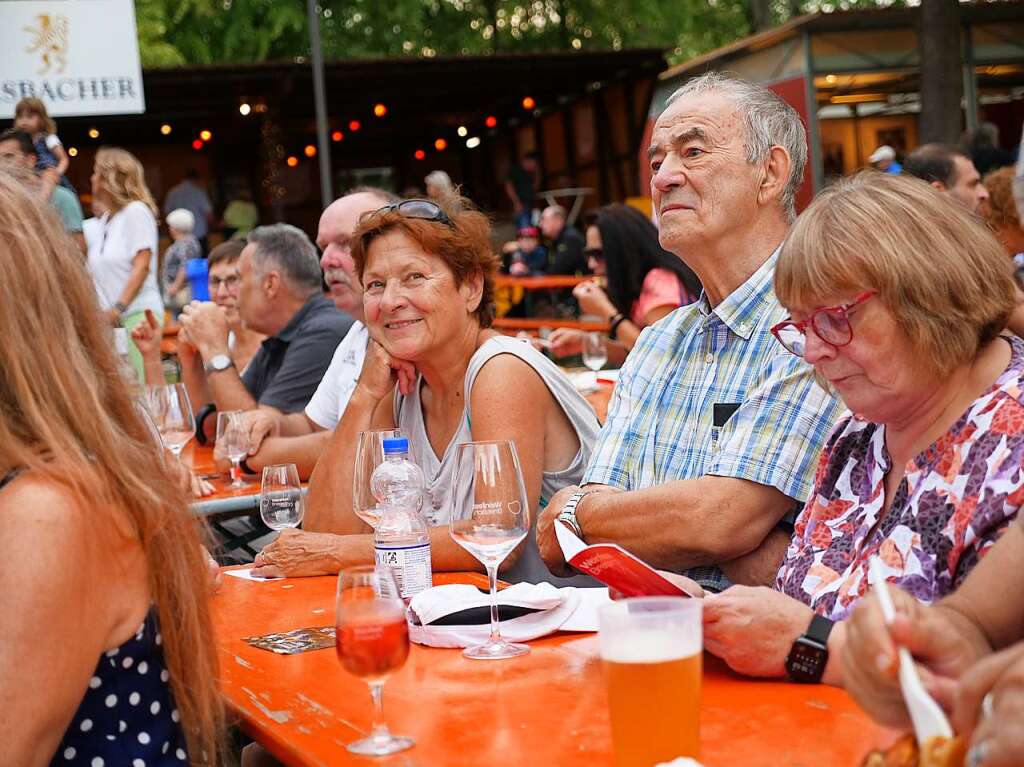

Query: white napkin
[223,567,282,582]
[410,582,563,625]
[408,582,584,648]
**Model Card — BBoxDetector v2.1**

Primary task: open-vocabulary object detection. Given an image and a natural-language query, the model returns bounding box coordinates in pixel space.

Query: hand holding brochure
[554,521,700,597]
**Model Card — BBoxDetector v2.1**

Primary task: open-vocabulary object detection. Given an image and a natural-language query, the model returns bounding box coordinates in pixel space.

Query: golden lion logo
[24,13,70,75]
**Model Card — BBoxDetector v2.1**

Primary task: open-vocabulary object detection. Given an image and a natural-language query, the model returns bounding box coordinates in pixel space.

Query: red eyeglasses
[770,291,875,358]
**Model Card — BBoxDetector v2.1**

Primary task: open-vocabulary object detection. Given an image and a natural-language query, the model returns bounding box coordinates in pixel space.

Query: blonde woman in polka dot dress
[0,170,225,764]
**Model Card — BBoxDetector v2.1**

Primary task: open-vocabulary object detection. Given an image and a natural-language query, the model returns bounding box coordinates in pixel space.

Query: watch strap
[608,313,627,340]
[805,613,834,645]
[204,355,235,375]
[557,489,598,539]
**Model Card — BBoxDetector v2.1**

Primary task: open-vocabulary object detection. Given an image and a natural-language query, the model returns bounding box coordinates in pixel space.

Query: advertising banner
[1,0,146,118]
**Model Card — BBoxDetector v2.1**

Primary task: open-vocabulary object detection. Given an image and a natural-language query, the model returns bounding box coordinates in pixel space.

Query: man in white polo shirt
[239,188,397,477]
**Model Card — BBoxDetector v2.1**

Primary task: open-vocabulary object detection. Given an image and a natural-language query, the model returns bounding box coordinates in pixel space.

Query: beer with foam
[599,598,702,767]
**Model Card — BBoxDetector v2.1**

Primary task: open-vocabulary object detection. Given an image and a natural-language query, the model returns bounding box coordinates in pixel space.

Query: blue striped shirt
[583,249,843,590]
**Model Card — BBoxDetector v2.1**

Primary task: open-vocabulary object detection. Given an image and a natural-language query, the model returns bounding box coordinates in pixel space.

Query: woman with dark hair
[548,203,701,364]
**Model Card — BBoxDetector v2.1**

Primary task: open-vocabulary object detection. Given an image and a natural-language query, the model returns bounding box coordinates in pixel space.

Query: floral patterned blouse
[775,335,1024,620]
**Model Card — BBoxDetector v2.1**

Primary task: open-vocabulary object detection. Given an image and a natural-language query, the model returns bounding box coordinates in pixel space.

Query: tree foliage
[135,0,913,68]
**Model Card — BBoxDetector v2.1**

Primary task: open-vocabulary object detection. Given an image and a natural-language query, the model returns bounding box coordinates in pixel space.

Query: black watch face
[786,639,828,683]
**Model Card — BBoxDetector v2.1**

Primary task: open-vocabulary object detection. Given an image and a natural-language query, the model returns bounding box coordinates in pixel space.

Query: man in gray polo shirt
[179,223,352,417]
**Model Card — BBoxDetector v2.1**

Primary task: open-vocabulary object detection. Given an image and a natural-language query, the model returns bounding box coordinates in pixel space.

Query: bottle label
[374,542,433,599]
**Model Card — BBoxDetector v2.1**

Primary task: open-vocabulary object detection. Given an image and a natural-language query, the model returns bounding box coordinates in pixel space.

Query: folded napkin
[408,582,584,648]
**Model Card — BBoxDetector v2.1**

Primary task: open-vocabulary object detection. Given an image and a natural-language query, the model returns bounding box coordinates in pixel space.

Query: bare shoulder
[0,472,86,529]
[0,473,114,579]
[473,351,550,400]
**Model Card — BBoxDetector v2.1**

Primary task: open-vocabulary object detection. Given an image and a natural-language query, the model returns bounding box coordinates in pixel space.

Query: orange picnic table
[213,571,896,767]
[184,442,268,515]
[190,380,604,553]
[494,275,591,290]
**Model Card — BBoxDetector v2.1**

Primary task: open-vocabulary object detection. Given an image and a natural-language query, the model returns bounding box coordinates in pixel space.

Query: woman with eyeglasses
[692,172,1024,687]
[546,203,701,364]
[251,196,600,584]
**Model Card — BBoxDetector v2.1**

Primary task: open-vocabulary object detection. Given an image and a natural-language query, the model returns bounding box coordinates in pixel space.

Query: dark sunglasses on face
[584,247,605,260]
[770,291,875,358]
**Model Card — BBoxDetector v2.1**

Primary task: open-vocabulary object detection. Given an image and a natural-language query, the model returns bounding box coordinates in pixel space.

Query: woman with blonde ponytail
[0,166,225,765]
[86,146,164,378]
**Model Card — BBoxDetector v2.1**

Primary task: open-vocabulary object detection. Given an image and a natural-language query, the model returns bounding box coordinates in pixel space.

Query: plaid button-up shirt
[583,249,844,591]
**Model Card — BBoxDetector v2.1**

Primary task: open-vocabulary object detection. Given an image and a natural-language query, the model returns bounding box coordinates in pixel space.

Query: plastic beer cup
[599,597,702,766]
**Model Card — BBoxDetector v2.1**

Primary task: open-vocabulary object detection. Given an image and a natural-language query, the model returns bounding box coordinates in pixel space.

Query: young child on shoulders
[14,97,75,196]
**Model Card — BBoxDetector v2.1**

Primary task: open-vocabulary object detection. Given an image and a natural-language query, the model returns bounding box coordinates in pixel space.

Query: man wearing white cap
[868,145,902,174]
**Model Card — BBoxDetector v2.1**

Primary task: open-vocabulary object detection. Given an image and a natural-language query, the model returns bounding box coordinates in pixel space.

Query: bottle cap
[382,437,409,454]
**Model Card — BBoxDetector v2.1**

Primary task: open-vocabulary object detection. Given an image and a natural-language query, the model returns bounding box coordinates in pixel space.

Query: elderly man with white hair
[163,207,201,313]
[537,72,843,594]
[424,170,454,200]
[235,187,398,477]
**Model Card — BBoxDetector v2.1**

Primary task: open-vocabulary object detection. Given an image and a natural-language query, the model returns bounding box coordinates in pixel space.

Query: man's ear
[930,180,947,193]
[263,270,280,299]
[758,145,793,208]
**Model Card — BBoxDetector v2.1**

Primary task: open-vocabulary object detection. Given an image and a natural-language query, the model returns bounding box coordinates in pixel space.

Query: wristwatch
[557,489,598,540]
[785,614,834,683]
[204,353,235,375]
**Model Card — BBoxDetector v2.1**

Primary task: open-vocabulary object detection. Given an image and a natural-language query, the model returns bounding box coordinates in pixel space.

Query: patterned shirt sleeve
[707,350,843,502]
[950,417,1024,589]
[773,417,852,592]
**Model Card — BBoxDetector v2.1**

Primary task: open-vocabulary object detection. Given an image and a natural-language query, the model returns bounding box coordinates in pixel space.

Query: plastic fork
[868,557,953,744]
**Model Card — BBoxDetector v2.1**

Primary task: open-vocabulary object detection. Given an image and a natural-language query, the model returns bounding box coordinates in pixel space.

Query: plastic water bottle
[371,437,432,601]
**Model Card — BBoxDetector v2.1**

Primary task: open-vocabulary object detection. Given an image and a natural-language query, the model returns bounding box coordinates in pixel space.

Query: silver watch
[204,353,234,375]
[557,489,597,540]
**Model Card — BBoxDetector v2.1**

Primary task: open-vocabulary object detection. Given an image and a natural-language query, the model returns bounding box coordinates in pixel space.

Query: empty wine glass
[147,383,195,456]
[215,410,250,488]
[581,331,607,390]
[260,463,305,531]
[353,429,405,528]
[336,565,414,756]
[449,440,531,660]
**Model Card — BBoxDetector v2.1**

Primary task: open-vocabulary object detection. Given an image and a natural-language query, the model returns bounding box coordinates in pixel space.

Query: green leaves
[133,0,909,68]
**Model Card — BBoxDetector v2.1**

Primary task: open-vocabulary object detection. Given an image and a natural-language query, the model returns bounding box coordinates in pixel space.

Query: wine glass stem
[367,680,391,740]
[486,564,502,645]
[231,459,241,481]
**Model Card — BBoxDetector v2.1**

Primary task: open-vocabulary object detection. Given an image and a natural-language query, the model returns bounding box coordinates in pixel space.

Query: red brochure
[554,521,698,597]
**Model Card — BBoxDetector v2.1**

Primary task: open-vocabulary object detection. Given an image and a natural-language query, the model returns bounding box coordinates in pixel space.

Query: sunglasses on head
[363,199,455,229]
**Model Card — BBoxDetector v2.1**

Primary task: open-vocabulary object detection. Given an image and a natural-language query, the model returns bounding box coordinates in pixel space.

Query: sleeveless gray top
[394,336,600,586]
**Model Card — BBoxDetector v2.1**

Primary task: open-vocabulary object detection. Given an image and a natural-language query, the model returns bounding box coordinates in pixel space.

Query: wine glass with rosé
[335,565,414,756]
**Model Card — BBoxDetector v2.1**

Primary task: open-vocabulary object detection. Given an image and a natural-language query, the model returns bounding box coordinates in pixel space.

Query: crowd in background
[4,76,1024,767]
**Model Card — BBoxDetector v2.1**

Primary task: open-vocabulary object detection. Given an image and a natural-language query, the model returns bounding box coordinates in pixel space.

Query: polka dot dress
[50,613,188,766]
